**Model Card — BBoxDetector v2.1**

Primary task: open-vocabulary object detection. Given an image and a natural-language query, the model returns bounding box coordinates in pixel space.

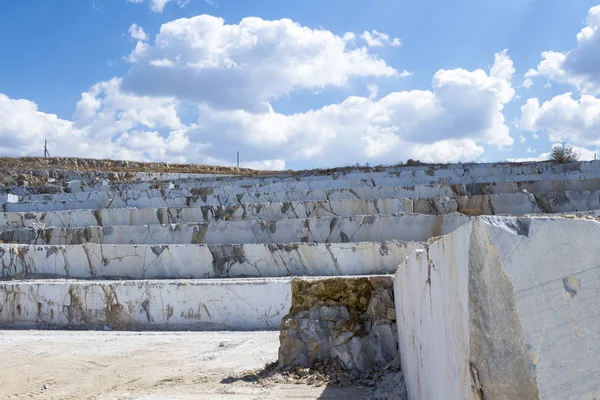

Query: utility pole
[237,151,239,168]
[44,140,50,158]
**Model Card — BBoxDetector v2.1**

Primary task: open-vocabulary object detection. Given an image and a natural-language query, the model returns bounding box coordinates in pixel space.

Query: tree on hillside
[550,143,578,163]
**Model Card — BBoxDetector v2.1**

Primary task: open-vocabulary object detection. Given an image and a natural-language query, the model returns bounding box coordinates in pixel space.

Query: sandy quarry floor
[0,330,366,400]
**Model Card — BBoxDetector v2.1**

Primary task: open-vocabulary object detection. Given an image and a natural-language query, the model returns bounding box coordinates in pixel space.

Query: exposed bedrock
[6,189,600,216]
[9,175,600,205]
[0,198,414,229]
[395,217,600,400]
[0,278,291,330]
[413,190,600,215]
[278,276,398,372]
[11,160,600,189]
[0,214,468,245]
[0,240,420,279]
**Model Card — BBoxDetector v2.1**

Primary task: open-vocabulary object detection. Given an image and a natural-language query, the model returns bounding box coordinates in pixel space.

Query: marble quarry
[2,159,600,399]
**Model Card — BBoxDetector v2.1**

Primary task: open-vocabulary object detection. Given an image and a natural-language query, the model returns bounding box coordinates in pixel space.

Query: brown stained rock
[289,276,392,316]
[279,276,398,372]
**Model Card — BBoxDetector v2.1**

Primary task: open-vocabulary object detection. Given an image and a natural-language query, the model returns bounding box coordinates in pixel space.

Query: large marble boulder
[395,217,600,400]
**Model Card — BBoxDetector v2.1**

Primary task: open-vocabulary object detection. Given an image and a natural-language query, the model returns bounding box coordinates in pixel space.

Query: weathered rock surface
[0,198,414,229]
[0,213,467,245]
[279,276,398,372]
[6,159,600,190]
[7,189,600,217]
[0,278,291,330]
[0,241,419,279]
[395,217,600,400]
[15,176,600,199]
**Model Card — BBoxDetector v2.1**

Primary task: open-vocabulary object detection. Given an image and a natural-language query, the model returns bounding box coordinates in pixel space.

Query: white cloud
[526,5,600,94]
[73,78,182,140]
[188,50,515,166]
[519,135,526,143]
[241,159,286,171]
[0,94,79,155]
[0,93,163,162]
[128,23,148,41]
[360,30,401,47]
[521,77,534,88]
[126,0,188,12]
[410,139,485,163]
[0,13,517,169]
[518,93,600,147]
[0,49,515,167]
[367,84,379,100]
[121,15,400,111]
[507,143,598,162]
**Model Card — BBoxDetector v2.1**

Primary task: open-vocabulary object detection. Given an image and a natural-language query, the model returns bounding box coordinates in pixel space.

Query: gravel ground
[0,330,370,399]
[229,357,408,400]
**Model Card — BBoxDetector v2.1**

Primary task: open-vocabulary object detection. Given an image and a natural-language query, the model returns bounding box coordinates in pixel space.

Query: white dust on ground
[0,330,370,399]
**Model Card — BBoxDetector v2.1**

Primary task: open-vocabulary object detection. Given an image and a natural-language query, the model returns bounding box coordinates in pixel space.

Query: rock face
[0,241,419,279]
[0,214,467,245]
[395,217,600,400]
[278,276,398,372]
[0,278,291,330]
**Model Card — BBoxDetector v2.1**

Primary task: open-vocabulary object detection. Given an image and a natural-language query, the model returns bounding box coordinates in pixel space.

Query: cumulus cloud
[121,15,400,112]
[0,94,79,155]
[0,14,517,168]
[73,78,182,140]
[360,30,402,47]
[0,93,160,161]
[187,50,515,165]
[519,93,600,147]
[525,5,600,94]
[128,24,148,41]
[0,48,515,167]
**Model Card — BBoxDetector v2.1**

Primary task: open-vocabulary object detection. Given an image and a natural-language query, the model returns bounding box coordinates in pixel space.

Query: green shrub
[550,144,578,163]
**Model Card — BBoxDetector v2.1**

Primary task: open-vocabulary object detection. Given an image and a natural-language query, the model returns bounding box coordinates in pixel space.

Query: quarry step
[16,160,600,188]
[7,162,600,203]
[0,277,292,331]
[413,190,600,215]
[0,213,468,245]
[5,188,420,212]
[15,176,600,203]
[3,188,599,231]
[0,240,419,279]
[0,198,413,229]
[72,175,600,198]
[0,274,394,331]
[7,183,600,215]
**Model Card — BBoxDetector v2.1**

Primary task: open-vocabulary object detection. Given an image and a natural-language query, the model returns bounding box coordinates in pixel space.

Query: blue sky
[1,0,600,169]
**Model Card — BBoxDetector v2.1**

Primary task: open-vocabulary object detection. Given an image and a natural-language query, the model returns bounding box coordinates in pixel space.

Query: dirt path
[0,330,365,399]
